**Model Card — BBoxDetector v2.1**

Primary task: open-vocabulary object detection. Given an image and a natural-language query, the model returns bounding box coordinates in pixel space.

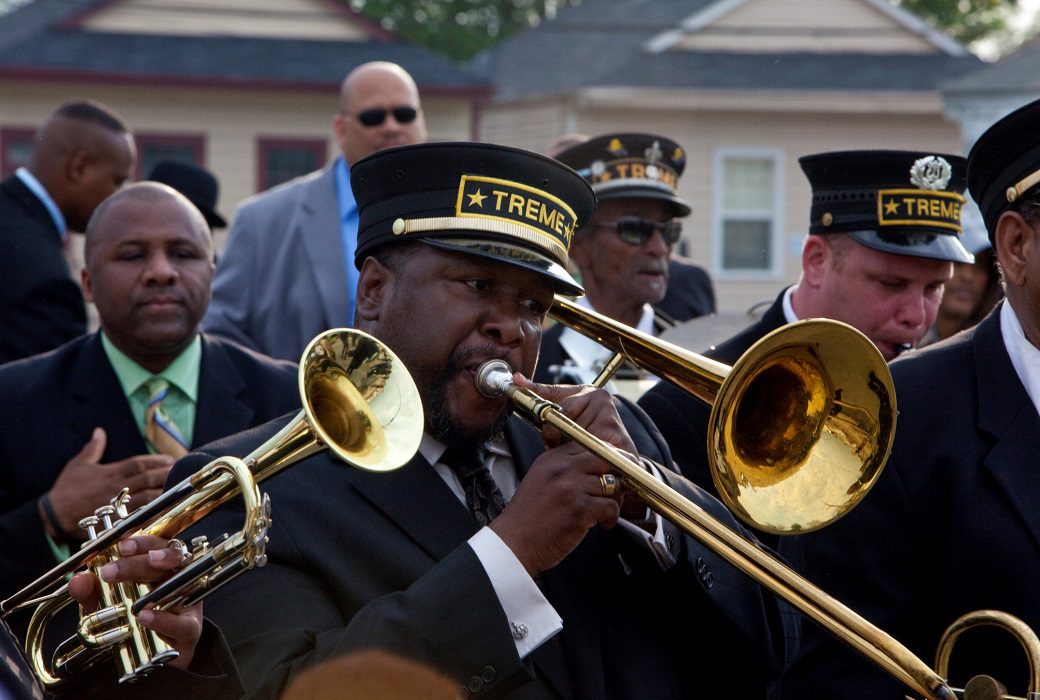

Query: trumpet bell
[301,331,423,472]
[711,319,895,535]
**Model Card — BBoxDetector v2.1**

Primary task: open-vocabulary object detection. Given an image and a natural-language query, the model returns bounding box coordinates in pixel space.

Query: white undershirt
[1000,301,1040,417]
[781,285,801,324]
[556,297,656,385]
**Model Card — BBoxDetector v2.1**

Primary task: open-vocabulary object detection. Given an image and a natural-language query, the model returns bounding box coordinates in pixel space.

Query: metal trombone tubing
[476,361,953,700]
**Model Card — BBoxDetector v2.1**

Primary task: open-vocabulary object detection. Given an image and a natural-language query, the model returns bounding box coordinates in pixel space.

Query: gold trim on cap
[391,216,570,266]
[592,177,676,195]
[1007,168,1040,203]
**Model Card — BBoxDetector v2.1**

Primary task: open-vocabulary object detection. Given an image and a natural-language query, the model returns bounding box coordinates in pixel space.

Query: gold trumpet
[478,297,956,700]
[2,328,423,688]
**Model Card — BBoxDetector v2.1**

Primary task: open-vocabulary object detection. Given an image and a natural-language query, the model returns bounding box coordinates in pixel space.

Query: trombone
[2,328,423,688]
[483,296,957,699]
[537,297,1040,699]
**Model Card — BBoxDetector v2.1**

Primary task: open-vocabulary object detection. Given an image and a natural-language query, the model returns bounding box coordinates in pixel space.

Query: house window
[134,133,206,179]
[1,128,35,179]
[257,138,327,192]
[713,150,782,276]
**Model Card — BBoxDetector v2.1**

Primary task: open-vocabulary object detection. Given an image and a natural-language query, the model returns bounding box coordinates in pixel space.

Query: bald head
[333,61,427,165]
[29,100,135,232]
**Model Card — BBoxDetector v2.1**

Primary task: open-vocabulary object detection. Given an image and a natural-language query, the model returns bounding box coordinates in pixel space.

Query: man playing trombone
[169,142,793,699]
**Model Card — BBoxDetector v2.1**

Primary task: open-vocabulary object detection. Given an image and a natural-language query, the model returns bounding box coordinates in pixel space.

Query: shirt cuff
[468,527,563,659]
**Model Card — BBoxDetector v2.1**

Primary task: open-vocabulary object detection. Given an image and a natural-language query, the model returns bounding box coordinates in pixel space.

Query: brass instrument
[2,328,423,688]
[549,296,893,534]
[935,611,1040,700]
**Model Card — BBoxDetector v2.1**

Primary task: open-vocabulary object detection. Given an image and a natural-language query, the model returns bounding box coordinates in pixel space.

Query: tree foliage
[892,0,1018,46]
[343,0,1027,62]
[346,0,579,62]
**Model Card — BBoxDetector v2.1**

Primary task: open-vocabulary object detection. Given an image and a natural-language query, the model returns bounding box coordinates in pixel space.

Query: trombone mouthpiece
[475,360,513,398]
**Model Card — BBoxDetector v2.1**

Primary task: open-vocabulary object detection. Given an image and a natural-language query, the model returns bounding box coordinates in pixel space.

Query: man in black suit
[0,183,299,643]
[0,100,136,364]
[779,98,1040,698]
[535,133,715,385]
[638,150,974,540]
[169,142,791,699]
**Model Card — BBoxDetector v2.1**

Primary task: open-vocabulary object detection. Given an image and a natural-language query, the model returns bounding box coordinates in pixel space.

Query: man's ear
[800,235,830,288]
[569,231,594,268]
[80,267,94,304]
[995,211,1031,288]
[65,149,91,186]
[354,256,393,325]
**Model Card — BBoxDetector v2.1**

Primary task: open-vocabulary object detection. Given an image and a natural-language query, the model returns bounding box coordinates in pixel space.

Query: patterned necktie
[144,378,189,458]
[444,446,506,526]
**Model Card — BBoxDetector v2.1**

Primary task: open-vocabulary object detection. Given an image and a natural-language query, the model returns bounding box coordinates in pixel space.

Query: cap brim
[846,229,974,264]
[421,237,584,297]
[205,211,227,228]
[595,187,691,218]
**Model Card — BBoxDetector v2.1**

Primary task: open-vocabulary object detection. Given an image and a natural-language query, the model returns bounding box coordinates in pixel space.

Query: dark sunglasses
[596,216,682,245]
[352,106,419,127]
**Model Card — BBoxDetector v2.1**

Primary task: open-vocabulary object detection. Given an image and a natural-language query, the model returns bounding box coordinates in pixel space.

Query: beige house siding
[480,92,962,315]
[674,0,935,54]
[81,0,371,40]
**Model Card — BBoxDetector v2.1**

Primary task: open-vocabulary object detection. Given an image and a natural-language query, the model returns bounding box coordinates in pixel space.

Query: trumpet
[2,328,423,688]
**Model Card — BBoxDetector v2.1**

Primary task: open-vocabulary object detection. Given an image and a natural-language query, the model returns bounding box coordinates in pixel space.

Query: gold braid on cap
[1007,167,1040,203]
[391,216,570,266]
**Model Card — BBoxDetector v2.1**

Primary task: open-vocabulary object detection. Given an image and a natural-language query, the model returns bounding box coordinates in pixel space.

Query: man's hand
[69,535,202,671]
[48,428,175,537]
[489,376,639,577]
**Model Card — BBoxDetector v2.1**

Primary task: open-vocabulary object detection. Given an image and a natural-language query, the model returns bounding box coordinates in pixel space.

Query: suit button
[481,666,496,683]
[467,676,484,693]
[665,532,675,550]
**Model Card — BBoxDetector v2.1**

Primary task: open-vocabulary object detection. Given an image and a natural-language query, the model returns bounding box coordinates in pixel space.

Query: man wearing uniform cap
[168,141,791,699]
[778,102,1040,697]
[639,149,971,548]
[535,133,716,386]
[148,159,228,232]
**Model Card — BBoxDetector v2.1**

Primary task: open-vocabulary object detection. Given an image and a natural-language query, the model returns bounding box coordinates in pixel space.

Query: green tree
[893,0,1018,46]
[346,0,579,62]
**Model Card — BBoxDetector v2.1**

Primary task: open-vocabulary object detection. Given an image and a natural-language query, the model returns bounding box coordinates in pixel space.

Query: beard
[426,343,511,460]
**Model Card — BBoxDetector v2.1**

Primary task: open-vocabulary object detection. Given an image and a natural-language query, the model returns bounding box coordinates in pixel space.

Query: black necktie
[443,446,506,526]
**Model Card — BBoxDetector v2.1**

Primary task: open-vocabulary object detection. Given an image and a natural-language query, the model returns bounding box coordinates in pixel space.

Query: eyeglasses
[595,216,682,245]
[349,106,419,127]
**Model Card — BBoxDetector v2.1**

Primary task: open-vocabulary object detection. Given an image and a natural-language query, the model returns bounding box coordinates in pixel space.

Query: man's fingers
[71,427,108,465]
[100,543,186,583]
[67,572,99,610]
[113,454,175,479]
[138,606,202,647]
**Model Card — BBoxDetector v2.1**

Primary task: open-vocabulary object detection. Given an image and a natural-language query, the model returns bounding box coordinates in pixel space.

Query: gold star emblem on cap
[467,189,487,208]
[884,200,900,216]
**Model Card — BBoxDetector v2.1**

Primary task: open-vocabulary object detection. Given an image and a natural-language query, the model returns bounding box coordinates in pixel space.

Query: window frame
[255,137,328,192]
[1,127,35,179]
[711,147,785,280]
[134,132,207,180]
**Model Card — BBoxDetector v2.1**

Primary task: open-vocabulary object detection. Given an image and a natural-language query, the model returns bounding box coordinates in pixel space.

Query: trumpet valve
[94,505,117,530]
[112,488,132,519]
[78,515,100,541]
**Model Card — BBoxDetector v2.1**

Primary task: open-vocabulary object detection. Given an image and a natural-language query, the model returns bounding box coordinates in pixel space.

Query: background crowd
[0,57,1030,700]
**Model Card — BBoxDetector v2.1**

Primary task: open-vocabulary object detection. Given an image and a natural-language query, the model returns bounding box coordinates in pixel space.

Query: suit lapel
[69,335,148,459]
[975,309,1040,553]
[351,452,480,562]
[299,166,352,329]
[192,336,252,447]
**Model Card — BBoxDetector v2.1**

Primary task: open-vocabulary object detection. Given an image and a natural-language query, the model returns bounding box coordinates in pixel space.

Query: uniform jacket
[779,305,1040,698]
[0,333,299,619]
[202,166,351,362]
[655,256,716,325]
[168,399,793,699]
[0,175,86,364]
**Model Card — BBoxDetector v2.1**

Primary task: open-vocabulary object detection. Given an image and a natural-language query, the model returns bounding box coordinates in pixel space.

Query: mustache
[453,344,514,373]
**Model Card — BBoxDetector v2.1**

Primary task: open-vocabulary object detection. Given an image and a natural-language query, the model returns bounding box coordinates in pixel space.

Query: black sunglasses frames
[349,106,419,127]
[594,217,682,246]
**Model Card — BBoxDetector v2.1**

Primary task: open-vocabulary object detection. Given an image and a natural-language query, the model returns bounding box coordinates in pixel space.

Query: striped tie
[145,378,189,458]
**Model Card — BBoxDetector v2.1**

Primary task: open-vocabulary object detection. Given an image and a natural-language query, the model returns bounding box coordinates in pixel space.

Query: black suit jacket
[0,175,86,364]
[168,399,792,699]
[637,289,789,524]
[0,333,299,624]
[779,305,1040,698]
[655,256,716,325]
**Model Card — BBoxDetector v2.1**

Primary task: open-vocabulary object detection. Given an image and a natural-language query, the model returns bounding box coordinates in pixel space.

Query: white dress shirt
[1001,301,1040,418]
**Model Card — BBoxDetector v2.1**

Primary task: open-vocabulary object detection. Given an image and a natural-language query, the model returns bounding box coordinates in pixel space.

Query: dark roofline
[0,64,491,99]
